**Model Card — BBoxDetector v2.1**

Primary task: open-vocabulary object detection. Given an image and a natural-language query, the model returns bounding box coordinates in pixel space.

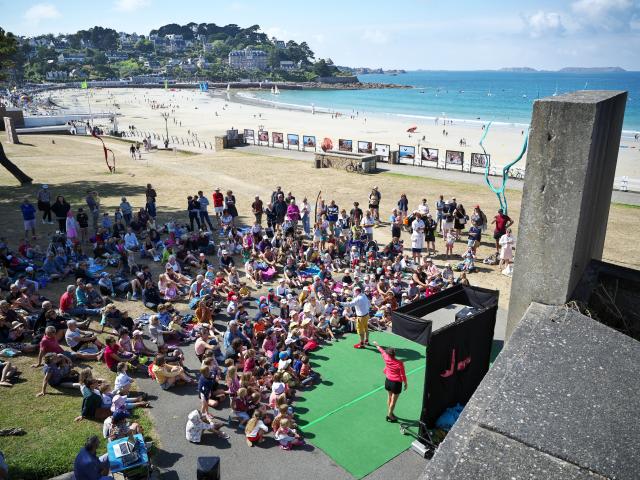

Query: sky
[1,0,640,70]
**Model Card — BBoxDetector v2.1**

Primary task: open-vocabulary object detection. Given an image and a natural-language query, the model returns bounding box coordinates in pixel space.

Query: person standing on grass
[20,197,37,240]
[51,195,70,232]
[369,186,381,223]
[252,195,264,225]
[491,208,513,254]
[197,191,214,231]
[341,285,371,349]
[85,190,100,232]
[212,188,224,224]
[373,340,407,422]
[36,184,52,224]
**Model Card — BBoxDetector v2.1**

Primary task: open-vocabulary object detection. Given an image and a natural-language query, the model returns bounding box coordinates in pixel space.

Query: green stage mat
[296,331,426,479]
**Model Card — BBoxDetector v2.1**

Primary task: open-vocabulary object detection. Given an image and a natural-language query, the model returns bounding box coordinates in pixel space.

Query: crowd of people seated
[1,181,516,477]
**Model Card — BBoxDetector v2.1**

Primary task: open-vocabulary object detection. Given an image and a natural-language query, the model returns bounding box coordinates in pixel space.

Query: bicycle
[510,167,525,180]
[345,160,365,174]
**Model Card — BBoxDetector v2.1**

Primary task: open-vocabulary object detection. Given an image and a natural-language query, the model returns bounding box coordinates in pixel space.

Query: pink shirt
[377,346,406,383]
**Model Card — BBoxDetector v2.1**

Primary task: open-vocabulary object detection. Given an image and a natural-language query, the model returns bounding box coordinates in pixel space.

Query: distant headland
[499,67,627,73]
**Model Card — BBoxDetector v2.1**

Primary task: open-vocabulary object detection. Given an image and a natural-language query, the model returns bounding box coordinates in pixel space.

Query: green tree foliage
[0,28,18,81]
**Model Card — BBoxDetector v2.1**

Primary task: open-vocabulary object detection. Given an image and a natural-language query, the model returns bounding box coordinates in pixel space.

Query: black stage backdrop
[391,285,498,431]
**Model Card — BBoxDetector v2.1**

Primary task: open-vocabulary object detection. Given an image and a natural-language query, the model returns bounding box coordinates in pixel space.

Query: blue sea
[251,71,640,135]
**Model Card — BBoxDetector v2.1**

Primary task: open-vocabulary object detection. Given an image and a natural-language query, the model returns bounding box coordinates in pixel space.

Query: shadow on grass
[391,348,423,362]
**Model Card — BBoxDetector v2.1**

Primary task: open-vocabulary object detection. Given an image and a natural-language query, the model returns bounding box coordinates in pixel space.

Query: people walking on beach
[373,340,407,422]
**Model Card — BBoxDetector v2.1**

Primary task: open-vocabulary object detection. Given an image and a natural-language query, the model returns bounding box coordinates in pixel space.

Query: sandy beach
[44,87,640,178]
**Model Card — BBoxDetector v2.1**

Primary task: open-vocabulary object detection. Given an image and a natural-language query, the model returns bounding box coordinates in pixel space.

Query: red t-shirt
[494,214,511,233]
[40,335,64,354]
[104,344,120,370]
[212,192,224,208]
[59,292,74,313]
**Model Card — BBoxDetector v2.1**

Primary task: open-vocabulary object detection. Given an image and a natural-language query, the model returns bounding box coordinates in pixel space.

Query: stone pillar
[4,117,19,144]
[214,136,226,151]
[506,91,627,339]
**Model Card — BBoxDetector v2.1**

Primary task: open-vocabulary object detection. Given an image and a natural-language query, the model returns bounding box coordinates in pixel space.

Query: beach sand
[44,87,640,178]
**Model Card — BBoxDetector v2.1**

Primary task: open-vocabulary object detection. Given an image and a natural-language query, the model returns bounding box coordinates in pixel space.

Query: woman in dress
[454,204,467,238]
[499,229,516,269]
[410,212,425,263]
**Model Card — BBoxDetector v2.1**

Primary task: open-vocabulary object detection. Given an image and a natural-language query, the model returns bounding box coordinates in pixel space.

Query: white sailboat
[274,85,280,95]
[270,86,275,94]
[552,84,558,96]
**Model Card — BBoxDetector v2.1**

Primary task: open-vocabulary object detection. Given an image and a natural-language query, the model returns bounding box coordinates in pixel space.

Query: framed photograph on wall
[338,138,353,152]
[287,134,299,146]
[445,150,464,170]
[357,140,373,154]
[398,145,416,164]
[421,147,439,165]
[302,135,316,149]
[470,152,489,168]
[272,132,284,144]
[375,143,390,158]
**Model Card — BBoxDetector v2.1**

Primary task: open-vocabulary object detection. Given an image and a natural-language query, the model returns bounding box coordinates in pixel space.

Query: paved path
[134,296,429,480]
[234,145,640,206]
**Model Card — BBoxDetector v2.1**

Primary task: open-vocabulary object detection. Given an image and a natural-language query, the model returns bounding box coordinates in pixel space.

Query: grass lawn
[0,323,155,480]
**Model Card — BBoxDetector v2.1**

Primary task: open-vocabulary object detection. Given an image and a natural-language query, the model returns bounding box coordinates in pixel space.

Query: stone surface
[4,117,19,144]
[422,303,640,480]
[507,90,627,338]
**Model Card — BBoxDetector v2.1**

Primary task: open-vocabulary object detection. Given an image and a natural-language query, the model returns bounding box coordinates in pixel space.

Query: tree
[313,59,332,77]
[0,28,18,81]
[135,38,154,53]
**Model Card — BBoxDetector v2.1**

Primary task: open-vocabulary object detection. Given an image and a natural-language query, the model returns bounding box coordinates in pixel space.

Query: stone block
[507,91,627,338]
[4,117,19,144]
[422,303,640,480]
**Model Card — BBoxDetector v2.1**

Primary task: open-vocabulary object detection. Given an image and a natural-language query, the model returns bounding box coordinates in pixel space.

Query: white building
[58,53,86,64]
[228,47,268,70]
[279,61,295,70]
[46,71,68,81]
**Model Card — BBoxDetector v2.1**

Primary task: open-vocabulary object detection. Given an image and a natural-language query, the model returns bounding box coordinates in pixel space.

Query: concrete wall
[0,106,25,130]
[506,90,627,338]
[317,76,359,84]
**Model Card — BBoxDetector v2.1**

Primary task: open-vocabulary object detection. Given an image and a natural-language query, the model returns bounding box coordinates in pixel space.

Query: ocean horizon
[250,70,640,135]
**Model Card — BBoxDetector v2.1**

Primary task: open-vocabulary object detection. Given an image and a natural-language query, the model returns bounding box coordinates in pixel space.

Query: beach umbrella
[321,137,333,152]
[407,126,417,133]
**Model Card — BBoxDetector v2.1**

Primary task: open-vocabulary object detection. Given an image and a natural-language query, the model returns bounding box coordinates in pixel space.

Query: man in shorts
[212,188,224,224]
[341,286,371,349]
[20,197,37,240]
[492,208,513,253]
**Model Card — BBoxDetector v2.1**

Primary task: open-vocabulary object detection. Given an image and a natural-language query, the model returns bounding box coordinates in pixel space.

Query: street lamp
[161,112,170,148]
